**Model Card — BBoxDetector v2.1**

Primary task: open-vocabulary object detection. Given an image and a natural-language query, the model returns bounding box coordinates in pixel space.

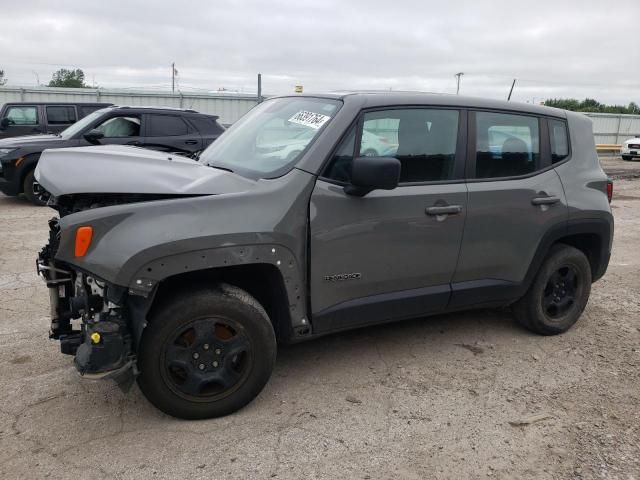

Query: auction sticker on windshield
[288,111,331,129]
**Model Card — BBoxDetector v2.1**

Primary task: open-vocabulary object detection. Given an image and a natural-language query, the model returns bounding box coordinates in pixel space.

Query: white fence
[0,86,259,125]
[583,113,640,145]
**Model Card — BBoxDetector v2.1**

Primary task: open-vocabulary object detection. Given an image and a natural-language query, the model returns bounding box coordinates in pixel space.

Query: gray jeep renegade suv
[35,92,613,419]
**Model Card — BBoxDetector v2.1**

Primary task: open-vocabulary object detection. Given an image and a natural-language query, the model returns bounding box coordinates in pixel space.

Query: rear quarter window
[549,119,570,163]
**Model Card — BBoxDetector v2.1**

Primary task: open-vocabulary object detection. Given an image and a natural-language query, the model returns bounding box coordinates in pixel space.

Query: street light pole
[455,72,464,95]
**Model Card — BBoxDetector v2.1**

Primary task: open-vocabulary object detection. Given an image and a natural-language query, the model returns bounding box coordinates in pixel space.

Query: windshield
[59,108,112,139]
[199,97,341,178]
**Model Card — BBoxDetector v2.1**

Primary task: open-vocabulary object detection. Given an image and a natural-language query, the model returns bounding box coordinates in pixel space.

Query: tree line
[543,98,640,114]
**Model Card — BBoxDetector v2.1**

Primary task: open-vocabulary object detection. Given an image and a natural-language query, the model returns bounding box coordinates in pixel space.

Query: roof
[3,101,112,106]
[272,91,568,118]
[109,105,203,114]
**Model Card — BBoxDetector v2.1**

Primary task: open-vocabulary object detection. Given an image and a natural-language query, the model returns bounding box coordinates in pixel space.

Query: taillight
[74,226,93,257]
[606,180,613,204]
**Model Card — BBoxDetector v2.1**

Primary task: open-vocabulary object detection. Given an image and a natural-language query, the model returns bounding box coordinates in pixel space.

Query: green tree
[48,68,87,88]
[0,69,7,86]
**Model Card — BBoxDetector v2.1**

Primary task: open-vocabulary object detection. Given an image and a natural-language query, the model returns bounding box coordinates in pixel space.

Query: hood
[0,134,65,147]
[36,144,256,198]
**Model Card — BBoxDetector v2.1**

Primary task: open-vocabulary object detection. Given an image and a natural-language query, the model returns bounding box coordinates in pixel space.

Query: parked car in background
[34,92,612,419]
[621,137,640,160]
[0,102,113,139]
[0,105,225,205]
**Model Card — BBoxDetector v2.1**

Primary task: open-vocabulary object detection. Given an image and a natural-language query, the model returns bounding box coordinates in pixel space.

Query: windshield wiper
[206,164,234,173]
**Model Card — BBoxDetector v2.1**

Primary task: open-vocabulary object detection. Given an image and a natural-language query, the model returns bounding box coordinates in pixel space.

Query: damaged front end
[37,218,135,386]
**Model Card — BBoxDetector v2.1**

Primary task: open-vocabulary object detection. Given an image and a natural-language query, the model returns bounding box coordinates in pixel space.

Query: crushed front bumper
[37,218,136,386]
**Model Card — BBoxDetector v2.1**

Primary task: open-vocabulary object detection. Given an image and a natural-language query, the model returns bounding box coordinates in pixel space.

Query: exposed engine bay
[51,192,199,217]
[37,217,134,381]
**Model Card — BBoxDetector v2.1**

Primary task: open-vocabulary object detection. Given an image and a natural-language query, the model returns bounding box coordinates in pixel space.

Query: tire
[136,283,277,419]
[512,244,591,335]
[622,155,631,161]
[22,169,48,206]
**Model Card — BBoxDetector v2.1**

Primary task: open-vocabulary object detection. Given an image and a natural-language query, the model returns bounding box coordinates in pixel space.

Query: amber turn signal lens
[74,226,93,257]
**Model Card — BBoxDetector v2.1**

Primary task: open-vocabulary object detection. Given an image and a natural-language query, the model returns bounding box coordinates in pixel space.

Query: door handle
[127,140,142,146]
[185,139,198,145]
[531,196,560,206]
[426,205,463,216]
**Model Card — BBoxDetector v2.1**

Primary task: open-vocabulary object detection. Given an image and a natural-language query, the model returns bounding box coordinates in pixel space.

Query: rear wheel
[512,244,591,335]
[137,284,276,419]
[23,169,48,206]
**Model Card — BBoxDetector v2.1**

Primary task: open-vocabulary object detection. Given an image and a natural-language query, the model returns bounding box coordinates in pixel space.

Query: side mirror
[83,128,105,145]
[0,118,9,130]
[344,156,401,197]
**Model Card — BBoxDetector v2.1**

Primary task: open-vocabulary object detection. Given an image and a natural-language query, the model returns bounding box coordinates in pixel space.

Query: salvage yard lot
[1,161,639,479]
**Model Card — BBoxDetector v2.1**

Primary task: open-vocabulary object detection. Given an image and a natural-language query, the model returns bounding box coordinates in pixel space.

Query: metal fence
[0,86,259,125]
[2,86,639,142]
[584,113,640,145]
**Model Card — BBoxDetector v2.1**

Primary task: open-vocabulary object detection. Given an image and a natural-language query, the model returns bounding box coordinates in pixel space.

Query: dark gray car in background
[34,92,613,419]
[0,105,225,204]
[0,102,113,139]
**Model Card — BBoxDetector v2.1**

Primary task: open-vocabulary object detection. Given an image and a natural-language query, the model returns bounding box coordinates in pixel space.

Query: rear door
[450,110,568,307]
[0,105,41,138]
[143,113,202,153]
[309,107,468,333]
[45,105,77,134]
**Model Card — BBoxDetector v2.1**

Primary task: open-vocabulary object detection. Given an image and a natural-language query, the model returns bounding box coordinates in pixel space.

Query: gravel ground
[0,162,638,479]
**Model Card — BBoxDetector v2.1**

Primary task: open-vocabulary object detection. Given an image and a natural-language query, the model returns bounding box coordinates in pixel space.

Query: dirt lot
[0,158,639,479]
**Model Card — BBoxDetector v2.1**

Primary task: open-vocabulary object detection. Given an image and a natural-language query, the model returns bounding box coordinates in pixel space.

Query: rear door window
[190,117,222,134]
[474,112,540,178]
[79,105,105,117]
[5,106,38,125]
[148,115,190,136]
[46,106,77,125]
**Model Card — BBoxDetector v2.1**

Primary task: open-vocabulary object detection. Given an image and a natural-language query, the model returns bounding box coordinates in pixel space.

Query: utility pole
[507,78,516,101]
[257,73,262,103]
[455,72,464,95]
[172,62,175,93]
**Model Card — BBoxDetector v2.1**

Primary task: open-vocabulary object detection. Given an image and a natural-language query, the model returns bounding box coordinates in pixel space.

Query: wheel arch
[523,217,612,296]
[18,153,41,193]
[148,263,294,343]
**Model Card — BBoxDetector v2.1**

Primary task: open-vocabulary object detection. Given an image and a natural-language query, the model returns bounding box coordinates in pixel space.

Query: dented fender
[53,168,316,331]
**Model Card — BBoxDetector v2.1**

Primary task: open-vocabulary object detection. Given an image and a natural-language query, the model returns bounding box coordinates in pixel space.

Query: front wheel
[137,284,277,419]
[512,244,591,335]
[621,155,631,161]
[23,169,48,206]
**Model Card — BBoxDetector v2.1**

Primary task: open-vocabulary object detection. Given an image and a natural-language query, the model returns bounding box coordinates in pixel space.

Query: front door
[0,105,41,138]
[88,114,144,147]
[309,107,468,333]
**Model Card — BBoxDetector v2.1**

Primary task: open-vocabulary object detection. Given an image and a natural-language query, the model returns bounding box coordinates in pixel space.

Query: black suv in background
[0,105,225,204]
[0,102,113,139]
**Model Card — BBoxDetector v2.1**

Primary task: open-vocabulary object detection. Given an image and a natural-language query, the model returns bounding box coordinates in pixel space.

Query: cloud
[0,0,638,104]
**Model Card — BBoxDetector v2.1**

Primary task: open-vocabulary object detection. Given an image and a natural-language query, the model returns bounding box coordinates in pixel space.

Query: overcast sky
[1,0,639,104]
